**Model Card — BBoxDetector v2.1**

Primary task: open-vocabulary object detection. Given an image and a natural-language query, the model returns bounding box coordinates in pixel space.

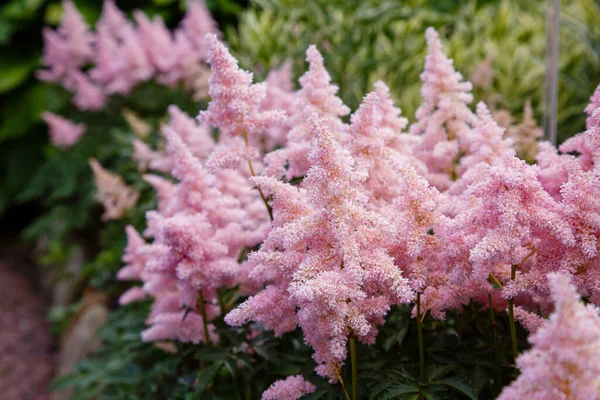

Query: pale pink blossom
[410,27,477,189]
[38,0,94,85]
[261,61,296,149]
[71,71,106,110]
[181,0,220,56]
[42,112,86,148]
[513,306,544,333]
[199,34,285,139]
[261,375,316,400]
[498,274,600,400]
[89,158,140,220]
[228,114,412,381]
[134,11,177,73]
[271,45,350,179]
[585,83,600,129]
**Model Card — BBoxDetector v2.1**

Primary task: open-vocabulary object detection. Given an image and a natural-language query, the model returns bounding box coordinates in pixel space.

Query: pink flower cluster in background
[39,0,218,106]
[100,27,600,399]
[38,0,219,148]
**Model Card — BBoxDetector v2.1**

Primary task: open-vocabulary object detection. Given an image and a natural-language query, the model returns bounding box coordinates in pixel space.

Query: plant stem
[217,289,226,315]
[489,273,504,289]
[350,336,358,400]
[508,264,518,361]
[417,292,425,380]
[334,367,351,400]
[488,293,501,391]
[198,290,212,346]
[242,131,273,221]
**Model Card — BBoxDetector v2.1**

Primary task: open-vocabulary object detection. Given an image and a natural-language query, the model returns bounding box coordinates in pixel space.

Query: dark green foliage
[56,298,535,399]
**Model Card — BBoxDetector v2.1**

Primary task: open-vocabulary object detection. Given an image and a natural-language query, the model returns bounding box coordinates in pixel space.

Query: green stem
[508,265,518,361]
[417,292,425,380]
[198,290,212,346]
[242,130,273,221]
[217,289,226,315]
[350,336,358,400]
[488,293,501,391]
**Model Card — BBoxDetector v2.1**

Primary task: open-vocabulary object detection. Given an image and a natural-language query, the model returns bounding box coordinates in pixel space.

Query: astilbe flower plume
[498,273,600,400]
[120,124,268,344]
[228,114,413,381]
[117,226,149,305]
[447,152,575,303]
[133,105,215,173]
[260,61,296,149]
[264,45,350,179]
[89,158,140,221]
[261,375,316,400]
[42,112,86,149]
[199,34,285,171]
[504,100,543,162]
[38,0,93,86]
[410,27,477,189]
[390,162,455,318]
[585,83,600,129]
[40,0,219,108]
[344,83,427,211]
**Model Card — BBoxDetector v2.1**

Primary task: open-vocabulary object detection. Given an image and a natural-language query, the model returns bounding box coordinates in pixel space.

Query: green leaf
[379,384,420,400]
[0,83,70,142]
[196,363,223,389]
[436,377,477,400]
[0,52,38,94]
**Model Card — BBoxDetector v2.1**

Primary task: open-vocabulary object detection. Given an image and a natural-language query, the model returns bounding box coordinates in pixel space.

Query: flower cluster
[39,0,218,113]
[109,28,600,397]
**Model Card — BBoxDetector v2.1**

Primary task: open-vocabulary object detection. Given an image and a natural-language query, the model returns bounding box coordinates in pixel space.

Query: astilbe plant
[86,23,600,399]
[39,0,218,147]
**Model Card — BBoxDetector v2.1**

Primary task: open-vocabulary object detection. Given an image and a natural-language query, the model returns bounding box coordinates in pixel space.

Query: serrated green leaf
[435,377,477,400]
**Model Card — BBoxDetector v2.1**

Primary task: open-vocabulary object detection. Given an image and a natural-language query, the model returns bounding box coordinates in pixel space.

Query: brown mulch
[0,261,55,400]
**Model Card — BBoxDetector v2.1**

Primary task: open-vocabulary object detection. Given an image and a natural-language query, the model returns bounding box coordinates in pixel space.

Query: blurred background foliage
[226,0,600,143]
[0,0,245,219]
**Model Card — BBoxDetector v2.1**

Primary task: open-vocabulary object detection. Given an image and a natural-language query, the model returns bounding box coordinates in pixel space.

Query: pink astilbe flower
[344,88,420,208]
[410,27,477,189]
[135,126,269,345]
[447,153,574,298]
[117,225,149,305]
[261,375,316,400]
[199,33,285,165]
[268,45,350,179]
[97,0,129,35]
[134,11,177,74]
[199,34,285,170]
[535,142,573,201]
[133,106,215,173]
[560,122,600,172]
[260,61,296,149]
[89,158,140,220]
[457,102,514,175]
[71,71,107,110]
[504,100,543,162]
[165,105,215,161]
[181,0,220,55]
[132,139,171,173]
[585,83,600,129]
[228,115,412,381]
[559,160,600,303]
[512,306,544,333]
[38,0,94,86]
[141,311,218,345]
[42,112,86,149]
[225,175,311,335]
[498,273,600,400]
